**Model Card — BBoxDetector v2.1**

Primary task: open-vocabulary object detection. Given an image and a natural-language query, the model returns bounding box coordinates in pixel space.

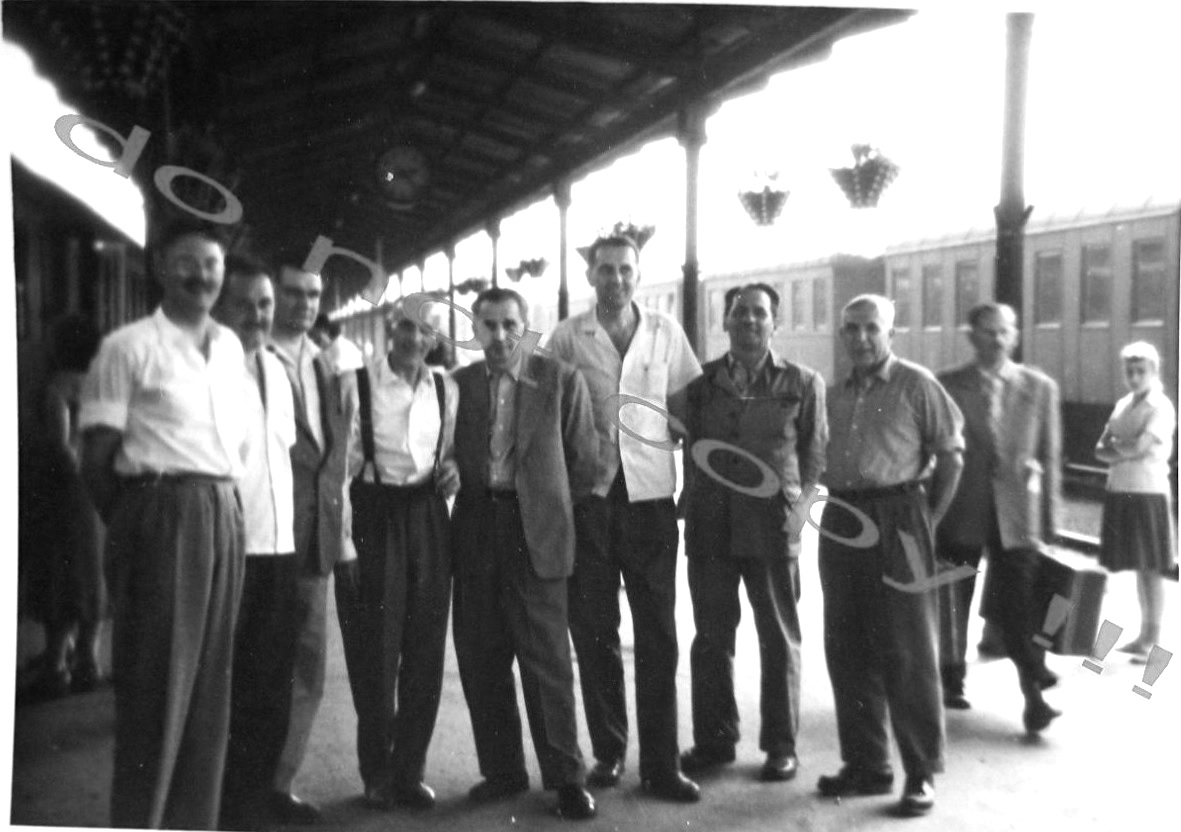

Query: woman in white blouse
[1095,342,1177,657]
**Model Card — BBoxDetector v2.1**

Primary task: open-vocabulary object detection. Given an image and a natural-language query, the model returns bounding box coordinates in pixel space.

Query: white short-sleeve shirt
[79,307,249,478]
[548,304,702,501]
[240,349,297,555]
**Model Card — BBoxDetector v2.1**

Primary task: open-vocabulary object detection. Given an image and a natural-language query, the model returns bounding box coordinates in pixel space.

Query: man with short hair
[341,303,459,810]
[213,256,301,831]
[268,265,357,823]
[676,283,826,783]
[936,302,1062,731]
[311,312,364,375]
[80,220,248,829]
[451,287,598,821]
[548,230,703,802]
[817,294,964,817]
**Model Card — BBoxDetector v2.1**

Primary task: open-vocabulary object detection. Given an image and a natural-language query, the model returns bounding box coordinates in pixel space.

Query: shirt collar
[153,306,224,349]
[977,357,1019,384]
[725,349,775,384]
[485,354,522,382]
[376,355,431,388]
[844,353,896,389]
[586,301,645,334]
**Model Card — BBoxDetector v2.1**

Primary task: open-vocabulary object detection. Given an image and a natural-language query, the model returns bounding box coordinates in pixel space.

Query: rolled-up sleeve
[667,325,703,396]
[920,376,965,456]
[78,337,135,432]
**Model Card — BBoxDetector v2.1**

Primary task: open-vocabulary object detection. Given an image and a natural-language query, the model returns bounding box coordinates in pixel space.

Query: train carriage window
[1132,238,1166,323]
[1080,244,1112,324]
[1034,251,1063,325]
[922,264,943,328]
[891,268,912,328]
[812,277,829,330]
[954,260,980,326]
[791,281,806,330]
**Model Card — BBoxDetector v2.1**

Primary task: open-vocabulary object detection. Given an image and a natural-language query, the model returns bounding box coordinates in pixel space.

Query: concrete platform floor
[6,524,1179,831]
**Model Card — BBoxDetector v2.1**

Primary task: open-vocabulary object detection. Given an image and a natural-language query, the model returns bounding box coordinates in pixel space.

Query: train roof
[12,157,143,252]
[883,196,1181,256]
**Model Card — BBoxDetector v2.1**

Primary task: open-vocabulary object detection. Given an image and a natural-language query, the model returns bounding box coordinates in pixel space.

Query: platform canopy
[5,1,910,295]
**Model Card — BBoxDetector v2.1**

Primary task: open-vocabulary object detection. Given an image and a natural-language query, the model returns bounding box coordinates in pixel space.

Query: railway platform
[8,523,1178,832]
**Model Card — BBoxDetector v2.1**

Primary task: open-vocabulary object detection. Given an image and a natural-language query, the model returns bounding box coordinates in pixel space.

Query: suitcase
[1032,548,1106,656]
[978,546,1106,656]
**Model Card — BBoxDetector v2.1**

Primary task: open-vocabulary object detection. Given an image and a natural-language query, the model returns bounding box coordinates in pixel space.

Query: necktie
[732,362,750,395]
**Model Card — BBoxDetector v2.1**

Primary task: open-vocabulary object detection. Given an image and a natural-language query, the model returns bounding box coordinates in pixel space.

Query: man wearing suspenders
[342,303,459,809]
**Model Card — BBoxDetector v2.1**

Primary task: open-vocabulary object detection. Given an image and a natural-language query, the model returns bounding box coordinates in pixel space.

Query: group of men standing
[76,215,1063,829]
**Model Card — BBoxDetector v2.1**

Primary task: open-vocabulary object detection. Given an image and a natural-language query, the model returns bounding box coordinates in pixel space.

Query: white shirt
[240,349,297,555]
[79,307,248,478]
[1106,386,1176,495]
[347,357,458,486]
[272,335,324,449]
[548,304,702,501]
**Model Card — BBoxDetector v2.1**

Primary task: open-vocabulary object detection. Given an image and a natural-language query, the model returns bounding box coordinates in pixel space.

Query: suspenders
[356,366,446,486]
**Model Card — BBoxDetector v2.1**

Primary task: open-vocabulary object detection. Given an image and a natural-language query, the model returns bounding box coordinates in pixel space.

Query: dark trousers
[107,479,244,829]
[818,487,944,779]
[567,472,681,780]
[221,554,300,829]
[346,481,451,789]
[938,508,1048,696]
[453,495,585,790]
[689,554,801,758]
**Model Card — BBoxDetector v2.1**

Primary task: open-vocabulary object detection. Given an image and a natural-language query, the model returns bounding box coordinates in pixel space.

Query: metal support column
[555,180,572,320]
[994,12,1034,361]
[446,244,457,365]
[678,103,709,357]
[488,219,502,288]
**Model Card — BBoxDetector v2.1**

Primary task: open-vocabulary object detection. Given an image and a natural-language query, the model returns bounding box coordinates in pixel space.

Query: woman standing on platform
[1095,341,1177,658]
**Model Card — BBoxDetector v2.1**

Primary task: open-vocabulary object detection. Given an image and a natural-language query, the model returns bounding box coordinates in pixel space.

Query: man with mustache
[213,256,301,830]
[817,294,963,817]
[548,229,702,802]
[341,303,459,810]
[268,265,357,823]
[674,283,827,784]
[79,220,249,828]
[451,288,598,820]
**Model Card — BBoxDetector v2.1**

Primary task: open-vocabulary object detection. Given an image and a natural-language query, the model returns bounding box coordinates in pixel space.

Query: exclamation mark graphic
[1132,646,1173,699]
[1082,620,1123,674]
[1032,594,1073,649]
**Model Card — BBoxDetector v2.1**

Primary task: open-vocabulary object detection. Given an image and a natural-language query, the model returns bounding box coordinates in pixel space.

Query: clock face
[377,146,429,202]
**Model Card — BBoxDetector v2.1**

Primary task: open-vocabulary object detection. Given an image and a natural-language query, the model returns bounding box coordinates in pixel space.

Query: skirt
[1098,491,1177,574]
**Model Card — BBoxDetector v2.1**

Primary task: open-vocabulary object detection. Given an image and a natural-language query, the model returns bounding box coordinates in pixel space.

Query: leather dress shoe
[469,775,530,803]
[760,754,798,782]
[1023,699,1062,734]
[679,746,736,774]
[976,639,1007,659]
[268,791,321,825]
[555,785,597,820]
[587,759,625,788]
[816,766,894,797]
[641,772,701,803]
[943,691,972,710]
[899,775,935,816]
[1037,668,1059,690]
[390,781,436,809]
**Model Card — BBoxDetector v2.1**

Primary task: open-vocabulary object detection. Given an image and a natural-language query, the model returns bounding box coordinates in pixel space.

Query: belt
[486,488,518,501]
[827,480,923,501]
[122,471,234,487]
[354,478,435,495]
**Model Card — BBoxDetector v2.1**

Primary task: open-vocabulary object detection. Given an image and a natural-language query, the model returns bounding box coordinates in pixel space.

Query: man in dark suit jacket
[675,284,827,784]
[451,287,598,821]
[936,302,1062,733]
[268,265,358,822]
